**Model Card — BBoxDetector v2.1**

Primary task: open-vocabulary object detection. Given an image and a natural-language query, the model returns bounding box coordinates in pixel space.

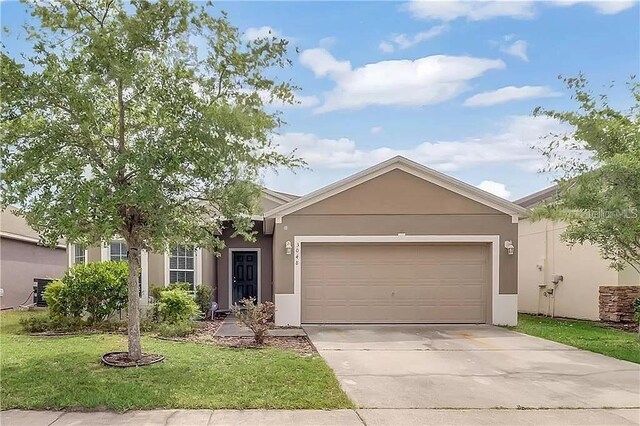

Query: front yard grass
[0,311,352,411]
[512,313,640,364]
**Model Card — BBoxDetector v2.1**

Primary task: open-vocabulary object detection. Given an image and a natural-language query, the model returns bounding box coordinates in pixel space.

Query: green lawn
[512,314,640,363]
[0,311,352,411]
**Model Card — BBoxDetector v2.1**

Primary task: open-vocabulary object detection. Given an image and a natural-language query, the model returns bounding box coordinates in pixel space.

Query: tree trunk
[127,246,142,360]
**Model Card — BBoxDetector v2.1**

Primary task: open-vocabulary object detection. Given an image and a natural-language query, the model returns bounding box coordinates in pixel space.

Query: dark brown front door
[232,251,258,305]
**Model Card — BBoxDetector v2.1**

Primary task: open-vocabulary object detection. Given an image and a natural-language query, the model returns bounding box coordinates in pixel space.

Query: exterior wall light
[504,240,515,255]
[285,240,292,255]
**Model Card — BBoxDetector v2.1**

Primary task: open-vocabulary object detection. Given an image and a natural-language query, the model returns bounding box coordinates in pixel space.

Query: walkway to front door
[214,314,306,337]
[231,250,258,305]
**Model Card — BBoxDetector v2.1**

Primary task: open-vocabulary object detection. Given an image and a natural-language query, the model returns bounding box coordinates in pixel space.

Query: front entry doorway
[231,250,258,305]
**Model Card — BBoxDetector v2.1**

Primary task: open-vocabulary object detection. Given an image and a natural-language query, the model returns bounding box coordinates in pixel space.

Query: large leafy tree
[1,0,301,360]
[533,75,640,272]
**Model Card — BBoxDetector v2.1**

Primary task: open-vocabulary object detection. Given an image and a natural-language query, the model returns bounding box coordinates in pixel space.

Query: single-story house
[516,186,640,322]
[0,207,68,309]
[68,156,527,326]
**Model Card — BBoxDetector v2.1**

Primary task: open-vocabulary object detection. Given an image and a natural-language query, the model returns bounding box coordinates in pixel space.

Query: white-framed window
[109,240,144,296]
[74,245,86,264]
[169,245,195,289]
[110,241,128,262]
[68,244,88,267]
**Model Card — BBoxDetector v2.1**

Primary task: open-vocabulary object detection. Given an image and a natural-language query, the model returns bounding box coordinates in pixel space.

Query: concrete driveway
[305,324,640,410]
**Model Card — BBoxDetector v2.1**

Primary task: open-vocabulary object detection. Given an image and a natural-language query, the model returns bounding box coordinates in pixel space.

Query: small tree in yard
[532,75,640,274]
[231,298,275,345]
[1,0,301,361]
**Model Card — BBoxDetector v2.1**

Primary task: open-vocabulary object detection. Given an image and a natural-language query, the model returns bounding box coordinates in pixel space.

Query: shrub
[633,297,640,323]
[47,316,85,332]
[156,289,200,324]
[20,315,85,333]
[195,285,214,316]
[149,282,191,302]
[43,280,68,317]
[47,262,128,323]
[19,315,50,333]
[231,297,275,345]
[62,262,129,323]
[155,320,196,338]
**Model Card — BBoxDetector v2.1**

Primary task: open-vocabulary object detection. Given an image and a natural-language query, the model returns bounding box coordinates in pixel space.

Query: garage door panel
[301,243,490,324]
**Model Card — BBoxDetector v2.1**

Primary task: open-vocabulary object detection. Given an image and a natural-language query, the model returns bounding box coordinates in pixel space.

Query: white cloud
[370,126,384,134]
[464,86,561,107]
[501,39,529,61]
[300,49,506,113]
[274,115,569,173]
[380,25,449,53]
[244,26,284,41]
[299,48,351,79]
[378,41,395,53]
[318,37,337,49]
[248,89,320,109]
[404,0,537,21]
[403,0,635,21]
[551,0,637,14]
[476,180,511,199]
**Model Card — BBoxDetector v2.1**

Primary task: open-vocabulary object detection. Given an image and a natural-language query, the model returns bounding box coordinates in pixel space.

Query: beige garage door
[301,243,491,323]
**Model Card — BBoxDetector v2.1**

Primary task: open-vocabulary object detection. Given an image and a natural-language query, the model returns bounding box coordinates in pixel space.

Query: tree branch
[70,0,103,27]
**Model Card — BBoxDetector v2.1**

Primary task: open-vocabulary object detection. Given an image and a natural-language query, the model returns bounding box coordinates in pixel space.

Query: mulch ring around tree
[102,351,165,367]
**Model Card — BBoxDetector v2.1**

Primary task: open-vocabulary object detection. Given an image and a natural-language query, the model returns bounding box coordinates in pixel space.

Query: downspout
[545,221,551,317]
[215,254,220,307]
[550,223,557,318]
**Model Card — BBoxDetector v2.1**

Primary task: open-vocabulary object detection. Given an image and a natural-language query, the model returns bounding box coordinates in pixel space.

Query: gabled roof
[262,188,297,204]
[264,156,529,218]
[514,185,558,208]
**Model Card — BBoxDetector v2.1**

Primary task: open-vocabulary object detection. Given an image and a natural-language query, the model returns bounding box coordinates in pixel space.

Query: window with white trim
[109,240,142,296]
[110,241,128,262]
[169,245,195,290]
[74,245,86,265]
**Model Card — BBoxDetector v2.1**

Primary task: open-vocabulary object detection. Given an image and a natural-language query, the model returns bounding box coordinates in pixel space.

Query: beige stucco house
[0,207,67,309]
[68,156,527,326]
[516,186,640,321]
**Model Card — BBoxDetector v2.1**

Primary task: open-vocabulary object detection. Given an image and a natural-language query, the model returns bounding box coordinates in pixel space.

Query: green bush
[195,285,214,315]
[20,315,85,333]
[42,262,128,323]
[43,280,68,317]
[19,316,50,333]
[155,320,196,337]
[156,289,200,324]
[149,282,191,302]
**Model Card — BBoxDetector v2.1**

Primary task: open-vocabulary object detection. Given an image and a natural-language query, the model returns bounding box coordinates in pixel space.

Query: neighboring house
[69,156,527,326]
[516,186,640,322]
[0,207,68,309]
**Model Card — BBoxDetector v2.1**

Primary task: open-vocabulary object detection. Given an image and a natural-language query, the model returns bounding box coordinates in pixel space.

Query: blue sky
[2,0,639,200]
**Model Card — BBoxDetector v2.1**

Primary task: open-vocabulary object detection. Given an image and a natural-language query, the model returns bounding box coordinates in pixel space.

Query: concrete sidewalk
[2,409,639,426]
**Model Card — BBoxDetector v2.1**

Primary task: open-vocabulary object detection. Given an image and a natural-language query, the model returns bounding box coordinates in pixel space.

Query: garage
[301,243,491,324]
[267,156,526,327]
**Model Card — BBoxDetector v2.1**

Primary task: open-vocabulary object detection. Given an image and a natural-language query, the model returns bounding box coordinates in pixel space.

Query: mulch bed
[102,351,164,367]
[212,336,316,355]
[160,318,316,355]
